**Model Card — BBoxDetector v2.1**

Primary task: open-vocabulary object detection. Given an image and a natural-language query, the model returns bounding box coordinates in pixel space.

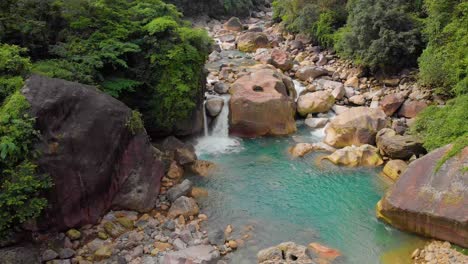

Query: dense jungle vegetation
[0,0,212,237]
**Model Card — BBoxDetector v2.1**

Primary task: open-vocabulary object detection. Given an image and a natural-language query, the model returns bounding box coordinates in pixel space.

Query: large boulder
[22,75,164,231]
[324,107,388,148]
[398,100,428,118]
[295,66,329,81]
[379,93,405,116]
[257,242,313,264]
[229,68,297,137]
[382,160,408,181]
[324,144,383,167]
[377,145,468,247]
[223,17,243,31]
[297,91,335,116]
[168,196,200,218]
[376,128,426,160]
[237,32,270,52]
[0,245,40,264]
[267,49,293,71]
[205,97,224,117]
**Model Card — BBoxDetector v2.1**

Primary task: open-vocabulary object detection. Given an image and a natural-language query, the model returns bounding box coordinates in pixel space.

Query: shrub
[418,1,468,96]
[272,0,347,47]
[411,95,468,152]
[335,0,423,71]
[126,110,144,135]
[0,44,31,103]
[0,91,51,237]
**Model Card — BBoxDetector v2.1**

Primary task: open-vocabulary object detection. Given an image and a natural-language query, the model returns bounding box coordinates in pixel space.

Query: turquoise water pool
[192,124,424,263]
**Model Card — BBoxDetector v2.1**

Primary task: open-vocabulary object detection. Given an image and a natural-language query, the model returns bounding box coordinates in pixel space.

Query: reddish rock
[268,49,293,71]
[380,93,405,116]
[229,68,296,137]
[398,100,428,118]
[377,145,468,247]
[22,75,164,231]
[308,243,341,261]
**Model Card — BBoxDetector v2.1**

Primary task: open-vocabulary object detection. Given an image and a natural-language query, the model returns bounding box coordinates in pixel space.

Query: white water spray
[196,94,242,155]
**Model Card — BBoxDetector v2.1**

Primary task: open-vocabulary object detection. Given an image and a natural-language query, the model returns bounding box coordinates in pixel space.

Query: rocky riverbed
[1,4,466,264]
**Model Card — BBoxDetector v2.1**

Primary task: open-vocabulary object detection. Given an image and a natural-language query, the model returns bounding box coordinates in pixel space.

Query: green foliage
[418,1,468,96]
[1,0,212,132]
[223,0,253,12]
[102,78,141,98]
[126,110,144,135]
[0,162,52,237]
[335,0,423,71]
[434,135,467,172]
[272,0,347,47]
[0,91,51,238]
[411,95,468,152]
[0,44,31,103]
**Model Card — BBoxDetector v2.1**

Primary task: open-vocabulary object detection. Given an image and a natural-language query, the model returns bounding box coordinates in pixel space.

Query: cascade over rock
[324,107,388,148]
[22,75,164,231]
[377,145,468,247]
[229,67,296,137]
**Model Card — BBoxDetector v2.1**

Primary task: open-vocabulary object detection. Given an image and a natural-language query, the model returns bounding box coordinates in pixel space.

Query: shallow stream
[192,124,425,263]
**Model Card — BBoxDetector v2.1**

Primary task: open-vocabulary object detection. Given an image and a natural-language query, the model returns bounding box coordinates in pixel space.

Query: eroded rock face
[324,144,383,167]
[229,68,297,137]
[324,107,388,148]
[377,145,468,247]
[22,75,164,231]
[297,91,335,116]
[376,128,426,160]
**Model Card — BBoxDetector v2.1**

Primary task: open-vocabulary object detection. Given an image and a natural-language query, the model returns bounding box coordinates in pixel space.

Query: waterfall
[195,94,242,155]
[293,80,306,101]
[211,95,230,137]
[203,100,209,136]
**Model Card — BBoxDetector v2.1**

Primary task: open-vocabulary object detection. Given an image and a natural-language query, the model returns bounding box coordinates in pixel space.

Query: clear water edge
[197,47,425,264]
[192,123,425,263]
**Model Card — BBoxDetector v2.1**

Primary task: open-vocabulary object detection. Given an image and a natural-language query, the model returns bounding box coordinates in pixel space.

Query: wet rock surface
[378,145,468,247]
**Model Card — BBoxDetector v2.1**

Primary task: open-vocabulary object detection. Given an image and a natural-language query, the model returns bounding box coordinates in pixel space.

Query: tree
[335,0,423,71]
[1,0,212,133]
[272,0,348,47]
[418,0,467,96]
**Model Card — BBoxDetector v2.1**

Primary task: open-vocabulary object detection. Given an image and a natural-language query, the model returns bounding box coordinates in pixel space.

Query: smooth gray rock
[0,245,40,264]
[58,248,75,259]
[208,229,225,246]
[167,179,193,202]
[162,245,220,264]
[42,249,59,262]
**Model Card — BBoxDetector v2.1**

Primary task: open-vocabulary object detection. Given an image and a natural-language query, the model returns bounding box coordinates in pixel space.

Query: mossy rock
[117,217,134,229]
[66,229,81,240]
[94,245,112,261]
[103,222,126,238]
